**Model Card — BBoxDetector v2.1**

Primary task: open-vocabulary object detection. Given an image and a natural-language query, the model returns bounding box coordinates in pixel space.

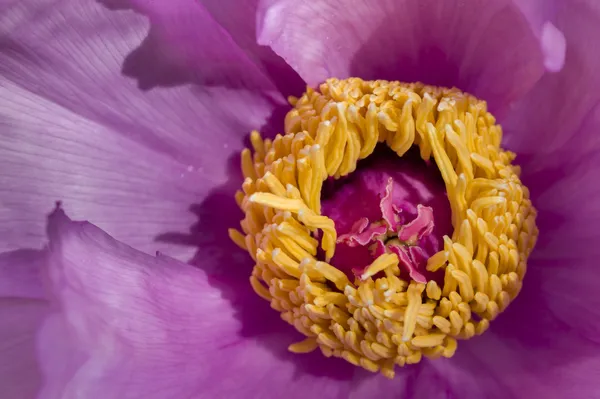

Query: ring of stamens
[230,78,538,379]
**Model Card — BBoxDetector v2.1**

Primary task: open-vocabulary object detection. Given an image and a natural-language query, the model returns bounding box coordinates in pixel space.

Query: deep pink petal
[257,0,557,112]
[38,209,353,397]
[0,0,285,259]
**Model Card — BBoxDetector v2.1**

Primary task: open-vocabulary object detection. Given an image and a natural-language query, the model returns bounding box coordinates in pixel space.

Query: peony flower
[2,0,600,397]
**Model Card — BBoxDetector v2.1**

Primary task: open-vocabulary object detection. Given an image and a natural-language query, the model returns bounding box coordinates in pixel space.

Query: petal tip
[541,21,567,73]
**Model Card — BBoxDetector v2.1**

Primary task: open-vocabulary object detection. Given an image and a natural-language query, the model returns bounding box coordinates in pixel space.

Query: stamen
[231,78,538,378]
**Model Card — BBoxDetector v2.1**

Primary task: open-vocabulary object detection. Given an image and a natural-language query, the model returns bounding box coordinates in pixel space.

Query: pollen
[230,78,538,378]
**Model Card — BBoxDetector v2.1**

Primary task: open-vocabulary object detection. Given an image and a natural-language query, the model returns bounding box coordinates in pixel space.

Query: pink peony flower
[1,0,599,397]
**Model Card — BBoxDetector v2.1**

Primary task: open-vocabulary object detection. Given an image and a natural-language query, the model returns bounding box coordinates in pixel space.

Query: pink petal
[258,0,552,112]
[407,246,430,282]
[0,0,285,259]
[38,209,354,397]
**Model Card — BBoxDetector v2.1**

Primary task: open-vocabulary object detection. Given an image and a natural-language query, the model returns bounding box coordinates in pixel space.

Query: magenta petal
[38,209,352,397]
[503,1,600,155]
[258,0,552,112]
[0,0,285,258]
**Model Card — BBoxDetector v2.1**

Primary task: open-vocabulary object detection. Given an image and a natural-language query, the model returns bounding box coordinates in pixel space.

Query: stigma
[229,78,538,378]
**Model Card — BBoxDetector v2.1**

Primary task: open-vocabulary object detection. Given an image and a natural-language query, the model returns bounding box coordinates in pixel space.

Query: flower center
[229,78,538,378]
[321,146,452,284]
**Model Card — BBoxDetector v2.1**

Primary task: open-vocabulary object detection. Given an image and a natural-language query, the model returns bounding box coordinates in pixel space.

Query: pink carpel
[397,205,435,244]
[380,177,400,229]
[337,218,388,247]
[320,146,452,283]
[387,243,428,283]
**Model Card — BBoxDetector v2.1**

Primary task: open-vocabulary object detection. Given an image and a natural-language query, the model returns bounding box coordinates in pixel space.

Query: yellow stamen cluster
[229,78,538,378]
